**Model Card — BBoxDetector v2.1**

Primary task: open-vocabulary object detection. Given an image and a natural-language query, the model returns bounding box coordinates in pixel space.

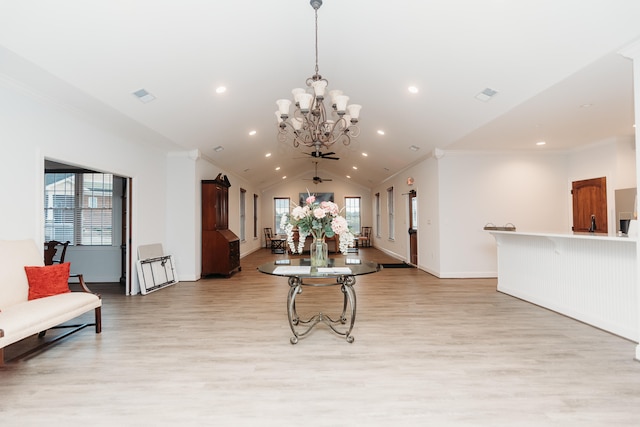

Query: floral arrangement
[280,193,355,255]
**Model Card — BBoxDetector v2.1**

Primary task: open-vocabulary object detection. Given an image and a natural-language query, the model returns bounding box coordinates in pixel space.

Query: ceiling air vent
[132,88,156,104]
[475,87,498,102]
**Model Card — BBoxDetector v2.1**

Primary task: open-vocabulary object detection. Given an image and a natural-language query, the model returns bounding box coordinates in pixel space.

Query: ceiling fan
[304,161,333,185]
[301,150,340,160]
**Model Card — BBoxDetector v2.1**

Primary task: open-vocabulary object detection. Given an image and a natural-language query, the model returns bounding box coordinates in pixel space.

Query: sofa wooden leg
[95,306,102,333]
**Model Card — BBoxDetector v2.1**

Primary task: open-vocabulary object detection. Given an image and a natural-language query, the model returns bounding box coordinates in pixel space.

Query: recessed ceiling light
[215,86,227,94]
[536,141,546,146]
[265,153,272,157]
[132,88,156,104]
[249,130,257,136]
[352,166,358,170]
[275,166,281,171]
[580,103,593,108]
[408,86,419,94]
[377,130,385,135]
[214,146,224,152]
[362,152,368,157]
[282,176,287,179]
[410,145,420,151]
[346,175,351,179]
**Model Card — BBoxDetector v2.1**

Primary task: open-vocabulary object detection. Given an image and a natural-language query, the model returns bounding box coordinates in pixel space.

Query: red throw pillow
[24,262,71,300]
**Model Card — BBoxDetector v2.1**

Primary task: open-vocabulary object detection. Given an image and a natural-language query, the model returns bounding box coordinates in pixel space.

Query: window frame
[375,192,381,238]
[274,197,290,235]
[387,187,395,240]
[44,172,114,246]
[344,196,361,234]
[240,188,246,242]
[253,193,259,239]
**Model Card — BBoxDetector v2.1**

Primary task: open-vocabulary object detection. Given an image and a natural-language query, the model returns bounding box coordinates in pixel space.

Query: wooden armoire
[201,174,241,277]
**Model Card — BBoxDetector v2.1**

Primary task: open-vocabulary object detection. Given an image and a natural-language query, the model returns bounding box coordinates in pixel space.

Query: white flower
[331,216,349,235]
[291,206,306,221]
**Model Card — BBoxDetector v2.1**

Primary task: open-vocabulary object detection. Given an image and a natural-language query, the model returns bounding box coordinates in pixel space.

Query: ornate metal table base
[287,275,357,344]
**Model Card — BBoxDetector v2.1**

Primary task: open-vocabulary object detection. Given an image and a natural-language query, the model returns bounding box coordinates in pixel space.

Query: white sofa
[0,239,102,365]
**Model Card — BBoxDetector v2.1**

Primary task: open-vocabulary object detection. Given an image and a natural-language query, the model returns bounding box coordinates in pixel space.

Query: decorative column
[619,39,640,362]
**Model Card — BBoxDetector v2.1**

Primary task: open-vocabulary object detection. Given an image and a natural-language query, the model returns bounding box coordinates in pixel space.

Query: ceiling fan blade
[309,151,336,158]
[323,156,340,160]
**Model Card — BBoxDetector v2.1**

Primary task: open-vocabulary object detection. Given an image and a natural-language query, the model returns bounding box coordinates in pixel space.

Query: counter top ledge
[489,230,637,243]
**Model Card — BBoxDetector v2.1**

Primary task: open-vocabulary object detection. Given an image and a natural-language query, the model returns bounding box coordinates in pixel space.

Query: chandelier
[275,0,361,154]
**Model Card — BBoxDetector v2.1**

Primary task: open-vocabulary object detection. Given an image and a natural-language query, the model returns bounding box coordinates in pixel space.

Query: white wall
[370,150,572,278]
[0,76,174,294]
[438,151,570,278]
[616,136,637,189]
[165,151,200,281]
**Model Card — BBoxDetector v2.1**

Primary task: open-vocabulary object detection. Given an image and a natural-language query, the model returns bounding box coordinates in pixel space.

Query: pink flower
[320,201,339,216]
[313,207,326,219]
[306,195,316,205]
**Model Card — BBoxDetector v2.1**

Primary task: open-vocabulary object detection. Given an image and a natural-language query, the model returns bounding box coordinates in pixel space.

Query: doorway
[44,159,132,293]
[572,176,607,233]
[408,189,418,265]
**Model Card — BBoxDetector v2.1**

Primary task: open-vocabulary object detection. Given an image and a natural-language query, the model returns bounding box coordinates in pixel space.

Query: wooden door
[408,190,418,265]
[572,177,607,233]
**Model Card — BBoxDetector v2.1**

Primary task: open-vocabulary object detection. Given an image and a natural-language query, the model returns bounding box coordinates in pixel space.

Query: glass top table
[257,258,381,344]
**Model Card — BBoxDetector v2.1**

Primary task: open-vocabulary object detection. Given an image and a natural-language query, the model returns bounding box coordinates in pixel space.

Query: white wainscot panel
[491,231,637,342]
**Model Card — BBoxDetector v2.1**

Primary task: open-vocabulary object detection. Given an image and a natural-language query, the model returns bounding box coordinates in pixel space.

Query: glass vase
[310,237,329,267]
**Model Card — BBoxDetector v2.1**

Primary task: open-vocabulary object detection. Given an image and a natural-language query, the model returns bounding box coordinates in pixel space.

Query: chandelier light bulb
[292,88,306,105]
[334,95,350,113]
[346,104,361,121]
[329,90,343,108]
[276,99,291,117]
[311,80,328,98]
[298,93,314,113]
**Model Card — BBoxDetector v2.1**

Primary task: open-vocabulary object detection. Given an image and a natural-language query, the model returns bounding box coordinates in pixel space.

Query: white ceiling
[1,0,639,189]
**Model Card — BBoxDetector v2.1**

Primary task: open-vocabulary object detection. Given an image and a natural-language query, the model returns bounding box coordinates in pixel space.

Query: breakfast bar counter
[490,231,638,343]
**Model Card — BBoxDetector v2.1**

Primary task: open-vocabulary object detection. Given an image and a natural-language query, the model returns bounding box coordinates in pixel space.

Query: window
[240,188,246,242]
[44,172,113,245]
[344,196,361,233]
[253,194,259,239]
[375,192,381,237]
[387,187,394,240]
[274,197,290,234]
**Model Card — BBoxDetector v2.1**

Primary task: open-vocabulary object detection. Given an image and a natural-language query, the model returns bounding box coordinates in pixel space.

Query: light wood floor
[2,247,640,426]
